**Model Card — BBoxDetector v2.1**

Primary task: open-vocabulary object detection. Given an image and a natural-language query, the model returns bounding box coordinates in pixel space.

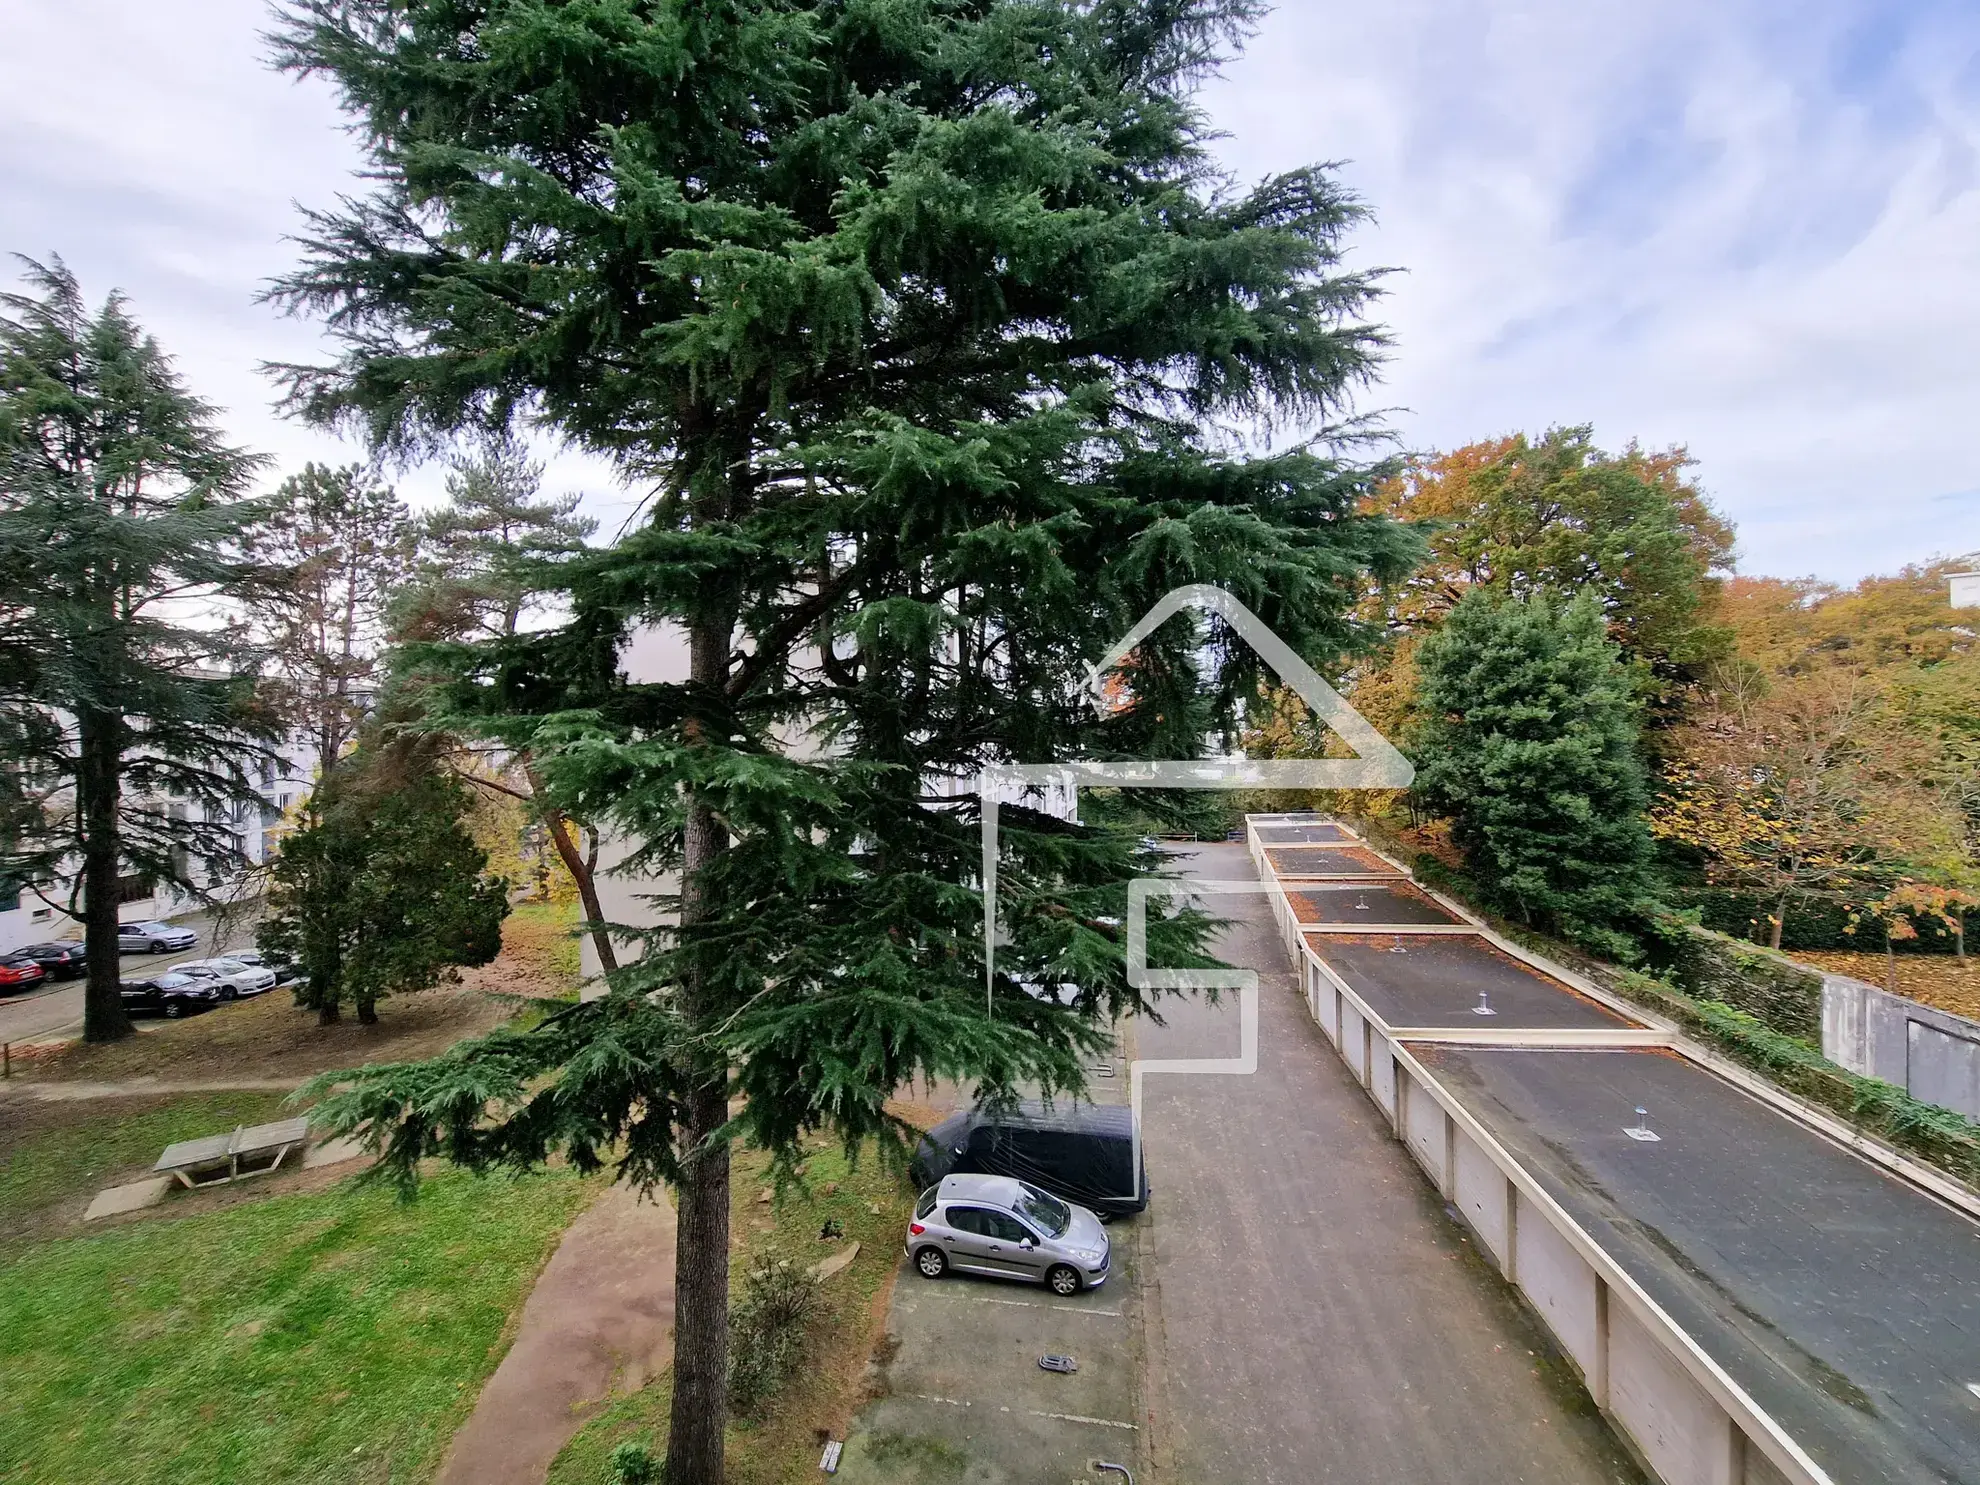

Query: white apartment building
[0,732,318,956]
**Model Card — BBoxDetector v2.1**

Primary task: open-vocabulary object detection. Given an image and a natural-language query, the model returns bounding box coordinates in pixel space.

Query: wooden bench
[153,1117,313,1189]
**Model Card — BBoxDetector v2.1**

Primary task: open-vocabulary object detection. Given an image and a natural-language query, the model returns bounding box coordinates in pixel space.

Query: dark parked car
[910,1101,1151,1221]
[0,956,47,993]
[117,920,197,955]
[14,941,86,979]
[119,971,222,1018]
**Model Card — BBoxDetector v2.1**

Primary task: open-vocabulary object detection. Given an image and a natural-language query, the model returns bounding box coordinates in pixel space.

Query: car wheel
[914,1246,948,1280]
[163,1001,185,1019]
[152,940,168,953]
[221,986,237,1001]
[1046,1264,1081,1297]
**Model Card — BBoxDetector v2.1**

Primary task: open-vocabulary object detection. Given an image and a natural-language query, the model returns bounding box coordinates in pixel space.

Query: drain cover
[1039,1353,1079,1374]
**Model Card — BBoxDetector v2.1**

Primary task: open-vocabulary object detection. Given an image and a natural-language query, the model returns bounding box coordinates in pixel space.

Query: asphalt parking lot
[0,909,258,1045]
[836,1257,1142,1485]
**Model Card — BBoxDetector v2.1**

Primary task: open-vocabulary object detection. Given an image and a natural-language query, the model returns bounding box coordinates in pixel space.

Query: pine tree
[391,436,616,968]
[0,257,277,1042]
[259,729,508,1025]
[402,435,595,644]
[1413,590,1658,958]
[269,4,1420,1477]
[253,462,419,783]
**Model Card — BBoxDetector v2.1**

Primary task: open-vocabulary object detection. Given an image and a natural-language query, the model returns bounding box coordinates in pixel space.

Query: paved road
[0,909,256,1045]
[1137,844,1643,1485]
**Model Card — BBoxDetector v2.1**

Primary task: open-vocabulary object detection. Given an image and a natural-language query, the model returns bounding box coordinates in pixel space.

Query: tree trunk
[76,707,134,1043]
[523,758,617,976]
[317,997,341,1026]
[1768,893,1788,951]
[666,611,733,1485]
[356,996,377,1025]
[1957,916,1966,965]
[1885,931,1897,994]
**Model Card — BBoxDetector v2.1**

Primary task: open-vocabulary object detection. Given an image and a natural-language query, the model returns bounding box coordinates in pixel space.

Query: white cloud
[1199,0,1980,579]
[5,0,1977,579]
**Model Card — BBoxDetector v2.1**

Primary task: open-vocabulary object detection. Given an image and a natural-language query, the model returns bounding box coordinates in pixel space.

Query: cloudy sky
[5,0,1978,580]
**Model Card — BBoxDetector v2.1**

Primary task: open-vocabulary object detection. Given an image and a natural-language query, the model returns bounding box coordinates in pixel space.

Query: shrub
[609,1441,659,1485]
[726,1264,819,1417]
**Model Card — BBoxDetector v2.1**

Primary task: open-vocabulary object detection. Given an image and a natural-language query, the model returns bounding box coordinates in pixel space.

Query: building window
[260,758,277,787]
[116,873,152,905]
[30,906,52,923]
[0,885,18,913]
[278,792,293,811]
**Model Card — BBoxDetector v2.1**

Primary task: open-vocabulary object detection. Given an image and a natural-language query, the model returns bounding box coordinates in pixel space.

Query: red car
[0,956,47,992]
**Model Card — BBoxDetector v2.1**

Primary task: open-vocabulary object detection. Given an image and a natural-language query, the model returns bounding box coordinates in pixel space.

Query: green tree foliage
[396,435,595,645]
[259,733,507,1025]
[1413,590,1658,958]
[0,257,277,1041]
[252,461,419,782]
[389,436,616,970]
[1372,426,1735,683]
[267,3,1420,1477]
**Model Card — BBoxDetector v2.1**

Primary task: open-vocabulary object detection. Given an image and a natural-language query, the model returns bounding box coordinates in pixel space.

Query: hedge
[1676,887,1966,956]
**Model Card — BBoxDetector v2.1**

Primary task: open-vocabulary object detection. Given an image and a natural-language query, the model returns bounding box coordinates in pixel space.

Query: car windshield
[209,959,248,971]
[136,922,173,933]
[155,973,195,989]
[1016,1183,1072,1238]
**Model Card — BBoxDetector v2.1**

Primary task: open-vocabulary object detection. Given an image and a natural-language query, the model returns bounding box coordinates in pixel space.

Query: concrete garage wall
[1823,974,1980,1120]
[1451,1128,1509,1264]
[1608,1303,1737,1485]
[1382,1049,1820,1485]
[1514,1204,1602,1374]
[1257,820,1828,1485]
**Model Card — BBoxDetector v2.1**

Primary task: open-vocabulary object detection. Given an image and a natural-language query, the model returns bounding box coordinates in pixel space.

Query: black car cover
[910,1100,1149,1217]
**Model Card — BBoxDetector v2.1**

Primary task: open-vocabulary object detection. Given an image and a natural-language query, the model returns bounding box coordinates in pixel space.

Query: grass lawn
[0,1090,293,1244]
[0,1165,596,1485]
[546,1143,917,1485]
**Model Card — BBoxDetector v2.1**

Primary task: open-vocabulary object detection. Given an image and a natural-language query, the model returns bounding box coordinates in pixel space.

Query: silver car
[174,958,278,999]
[905,1173,1111,1296]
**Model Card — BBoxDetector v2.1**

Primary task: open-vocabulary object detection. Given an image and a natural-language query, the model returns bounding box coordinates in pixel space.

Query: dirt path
[436,1181,679,1485]
[0,1075,305,1104]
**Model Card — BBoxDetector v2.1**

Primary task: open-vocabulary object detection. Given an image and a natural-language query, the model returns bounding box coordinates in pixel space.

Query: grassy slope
[0,1166,595,1485]
[546,1144,916,1485]
[0,1090,293,1242]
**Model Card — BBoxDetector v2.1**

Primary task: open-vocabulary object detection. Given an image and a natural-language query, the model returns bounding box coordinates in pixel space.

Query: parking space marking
[901,1292,1125,1318]
[901,1395,1138,1431]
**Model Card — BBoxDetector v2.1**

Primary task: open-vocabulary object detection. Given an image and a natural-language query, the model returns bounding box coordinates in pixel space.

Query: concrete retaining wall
[1822,974,1980,1120]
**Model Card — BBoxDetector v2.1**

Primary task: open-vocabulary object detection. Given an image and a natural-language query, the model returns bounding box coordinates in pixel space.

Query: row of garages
[1247,815,1980,1485]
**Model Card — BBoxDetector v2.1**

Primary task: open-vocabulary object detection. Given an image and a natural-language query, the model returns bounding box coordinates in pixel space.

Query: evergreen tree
[400,435,595,644]
[0,257,277,1042]
[269,4,1420,1476]
[1413,589,1658,959]
[391,436,616,969]
[253,461,419,783]
[259,731,508,1025]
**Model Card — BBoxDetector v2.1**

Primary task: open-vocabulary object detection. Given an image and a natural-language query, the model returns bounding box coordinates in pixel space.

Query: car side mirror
[1019,1238,1034,1250]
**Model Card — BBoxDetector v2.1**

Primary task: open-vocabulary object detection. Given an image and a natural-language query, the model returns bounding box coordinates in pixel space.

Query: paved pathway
[435,1181,679,1485]
[1138,844,1643,1485]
